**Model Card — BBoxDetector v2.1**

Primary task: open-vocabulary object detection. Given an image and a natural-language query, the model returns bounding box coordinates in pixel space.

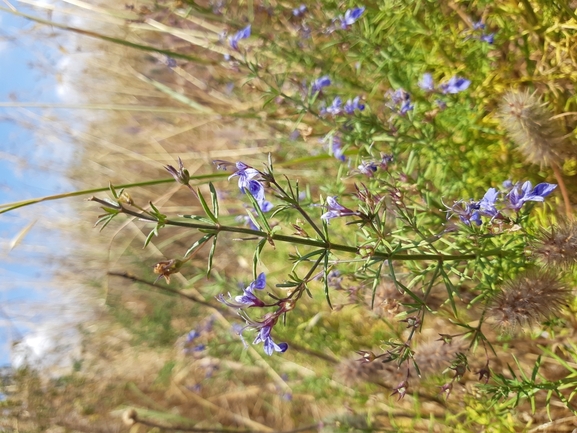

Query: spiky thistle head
[498,90,564,168]
[489,270,571,331]
[532,219,577,269]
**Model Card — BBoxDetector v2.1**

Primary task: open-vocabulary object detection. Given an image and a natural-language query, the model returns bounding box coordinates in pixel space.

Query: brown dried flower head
[489,270,571,331]
[498,90,564,168]
[153,258,184,284]
[533,219,577,269]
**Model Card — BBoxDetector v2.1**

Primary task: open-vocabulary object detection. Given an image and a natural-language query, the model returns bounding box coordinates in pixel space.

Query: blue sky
[0,8,72,366]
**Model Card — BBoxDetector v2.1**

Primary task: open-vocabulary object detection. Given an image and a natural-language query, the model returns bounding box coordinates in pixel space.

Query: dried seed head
[533,220,577,269]
[489,270,571,331]
[334,340,464,388]
[498,90,564,168]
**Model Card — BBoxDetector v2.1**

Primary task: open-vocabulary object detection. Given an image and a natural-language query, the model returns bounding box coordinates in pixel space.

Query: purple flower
[344,96,365,114]
[447,200,482,226]
[478,188,500,219]
[321,134,346,161]
[507,181,557,211]
[481,33,495,44]
[228,25,251,51]
[293,4,306,17]
[440,76,471,94]
[357,161,378,177]
[418,73,434,91]
[225,161,260,190]
[380,154,393,169]
[321,196,358,223]
[324,96,342,116]
[473,21,486,30]
[388,89,414,115]
[253,326,288,356]
[339,7,365,29]
[246,180,273,211]
[217,273,267,309]
[225,162,272,211]
[312,75,331,93]
[400,99,414,115]
[186,330,200,342]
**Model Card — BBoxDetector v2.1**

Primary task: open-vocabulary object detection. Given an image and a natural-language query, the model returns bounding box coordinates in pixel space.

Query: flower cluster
[386,88,414,115]
[356,154,393,177]
[215,160,273,212]
[472,21,495,44]
[447,180,557,225]
[217,273,289,356]
[419,73,471,94]
[321,96,365,116]
[292,4,306,17]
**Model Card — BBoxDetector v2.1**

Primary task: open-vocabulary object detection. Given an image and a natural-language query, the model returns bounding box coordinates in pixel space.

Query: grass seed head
[489,270,571,331]
[498,90,564,168]
[533,219,577,269]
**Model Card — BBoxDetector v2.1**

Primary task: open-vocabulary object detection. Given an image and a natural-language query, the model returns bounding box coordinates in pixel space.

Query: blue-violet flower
[440,76,471,94]
[418,73,434,91]
[228,25,251,51]
[344,96,365,114]
[217,273,267,309]
[507,181,557,211]
[339,7,365,29]
[312,75,331,93]
[321,196,358,223]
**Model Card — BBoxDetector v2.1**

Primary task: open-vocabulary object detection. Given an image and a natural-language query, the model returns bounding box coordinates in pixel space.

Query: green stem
[160,217,503,262]
[0,174,227,215]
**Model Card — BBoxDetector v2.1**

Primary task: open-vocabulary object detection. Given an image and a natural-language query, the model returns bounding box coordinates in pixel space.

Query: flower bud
[165,157,191,186]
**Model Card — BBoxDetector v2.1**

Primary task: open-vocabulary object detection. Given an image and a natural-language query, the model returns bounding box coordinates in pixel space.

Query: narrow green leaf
[295,249,325,263]
[209,183,219,218]
[207,235,217,277]
[95,214,116,231]
[144,225,158,248]
[323,251,332,310]
[388,260,428,309]
[371,261,385,309]
[253,238,267,278]
[197,189,217,223]
[179,214,216,225]
[246,192,271,232]
[531,356,542,381]
[185,234,213,258]
[439,266,458,316]
[546,390,553,419]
